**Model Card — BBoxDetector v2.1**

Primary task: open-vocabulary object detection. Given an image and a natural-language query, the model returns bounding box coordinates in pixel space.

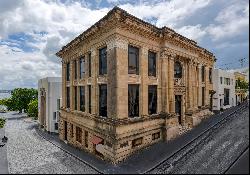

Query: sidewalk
[0,128,9,174]
[36,102,248,174]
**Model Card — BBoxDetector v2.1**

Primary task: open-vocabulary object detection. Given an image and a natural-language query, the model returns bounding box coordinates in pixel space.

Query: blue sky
[0,0,249,89]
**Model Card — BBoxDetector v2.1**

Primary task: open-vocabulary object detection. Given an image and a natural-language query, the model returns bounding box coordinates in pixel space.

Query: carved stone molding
[174,86,186,94]
[107,39,128,51]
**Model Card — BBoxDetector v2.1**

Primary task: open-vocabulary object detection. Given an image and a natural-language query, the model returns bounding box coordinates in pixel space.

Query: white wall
[38,77,62,133]
[212,69,236,111]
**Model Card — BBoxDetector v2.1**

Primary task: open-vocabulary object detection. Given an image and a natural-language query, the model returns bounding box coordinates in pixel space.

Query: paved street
[149,104,249,174]
[4,114,98,174]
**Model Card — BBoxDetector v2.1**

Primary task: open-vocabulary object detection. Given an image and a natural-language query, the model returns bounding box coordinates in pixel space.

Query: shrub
[0,118,6,128]
[27,99,38,120]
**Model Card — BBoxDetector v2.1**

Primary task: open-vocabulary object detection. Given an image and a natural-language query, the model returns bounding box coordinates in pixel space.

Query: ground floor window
[54,123,58,130]
[152,132,160,140]
[148,85,157,115]
[224,89,230,105]
[128,84,139,118]
[76,126,82,143]
[132,137,143,147]
[202,87,205,106]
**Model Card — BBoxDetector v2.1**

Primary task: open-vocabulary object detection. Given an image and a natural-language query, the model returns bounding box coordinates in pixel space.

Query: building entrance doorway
[175,95,182,124]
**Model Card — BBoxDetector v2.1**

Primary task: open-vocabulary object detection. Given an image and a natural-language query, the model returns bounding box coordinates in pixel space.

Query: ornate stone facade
[56,7,215,163]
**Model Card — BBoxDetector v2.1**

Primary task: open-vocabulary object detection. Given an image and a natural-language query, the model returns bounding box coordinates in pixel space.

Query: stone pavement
[0,128,9,174]
[36,101,249,174]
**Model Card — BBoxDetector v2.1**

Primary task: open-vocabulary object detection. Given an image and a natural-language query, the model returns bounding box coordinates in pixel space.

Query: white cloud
[176,24,206,42]
[207,1,249,40]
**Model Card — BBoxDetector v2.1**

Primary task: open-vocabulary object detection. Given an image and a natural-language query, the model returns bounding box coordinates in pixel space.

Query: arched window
[174,61,182,78]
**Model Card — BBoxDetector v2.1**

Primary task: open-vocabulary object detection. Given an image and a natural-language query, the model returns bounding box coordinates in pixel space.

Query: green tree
[27,99,38,119]
[0,118,6,128]
[0,88,38,113]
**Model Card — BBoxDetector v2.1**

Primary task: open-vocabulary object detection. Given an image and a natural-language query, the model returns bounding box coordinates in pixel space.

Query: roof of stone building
[56,6,214,58]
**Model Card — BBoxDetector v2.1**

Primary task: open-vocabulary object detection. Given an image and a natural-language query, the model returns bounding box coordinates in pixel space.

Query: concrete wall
[212,69,236,111]
[38,77,62,133]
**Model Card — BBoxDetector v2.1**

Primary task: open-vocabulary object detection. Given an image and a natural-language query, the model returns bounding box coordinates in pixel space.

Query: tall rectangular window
[99,47,107,75]
[74,60,77,79]
[209,68,212,83]
[74,86,77,110]
[128,84,139,117]
[80,86,85,111]
[99,84,107,117]
[57,98,60,110]
[85,131,88,148]
[224,89,230,105]
[148,51,156,77]
[220,77,223,84]
[128,45,139,75]
[66,62,70,81]
[88,85,91,114]
[76,126,82,143]
[148,85,157,115]
[66,87,70,108]
[201,66,205,82]
[80,56,85,79]
[88,52,91,77]
[202,87,205,106]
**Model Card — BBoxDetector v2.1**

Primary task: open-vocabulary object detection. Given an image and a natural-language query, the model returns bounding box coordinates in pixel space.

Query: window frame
[148,51,156,77]
[79,56,85,79]
[99,84,107,117]
[148,85,157,115]
[174,61,182,78]
[128,45,139,75]
[128,84,140,118]
[80,86,85,112]
[99,47,107,75]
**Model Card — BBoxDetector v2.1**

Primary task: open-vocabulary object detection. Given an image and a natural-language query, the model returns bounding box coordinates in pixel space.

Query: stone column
[197,64,202,107]
[62,61,67,108]
[91,48,97,114]
[107,40,117,118]
[160,51,169,113]
[114,39,128,119]
[70,60,74,110]
[141,47,148,116]
[205,66,209,106]
[168,55,175,114]
[193,63,198,110]
[187,60,193,111]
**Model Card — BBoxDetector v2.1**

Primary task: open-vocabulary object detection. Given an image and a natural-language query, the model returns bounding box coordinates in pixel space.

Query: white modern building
[38,77,62,134]
[212,69,236,112]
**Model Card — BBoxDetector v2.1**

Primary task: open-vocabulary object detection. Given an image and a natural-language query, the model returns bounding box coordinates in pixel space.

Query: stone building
[56,7,215,163]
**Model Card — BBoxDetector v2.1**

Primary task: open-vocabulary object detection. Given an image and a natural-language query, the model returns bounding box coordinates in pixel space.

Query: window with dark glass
[66,62,70,81]
[76,126,82,143]
[88,85,91,114]
[220,77,223,84]
[74,86,77,110]
[88,52,91,77]
[174,61,182,78]
[80,56,85,79]
[202,87,205,106]
[85,131,88,148]
[128,84,139,118]
[128,45,139,74]
[74,60,77,79]
[54,123,58,130]
[209,68,212,83]
[99,47,107,75]
[202,66,205,82]
[148,85,157,115]
[224,88,230,105]
[80,86,85,111]
[66,87,70,108]
[99,84,107,117]
[132,137,143,147]
[148,51,156,76]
